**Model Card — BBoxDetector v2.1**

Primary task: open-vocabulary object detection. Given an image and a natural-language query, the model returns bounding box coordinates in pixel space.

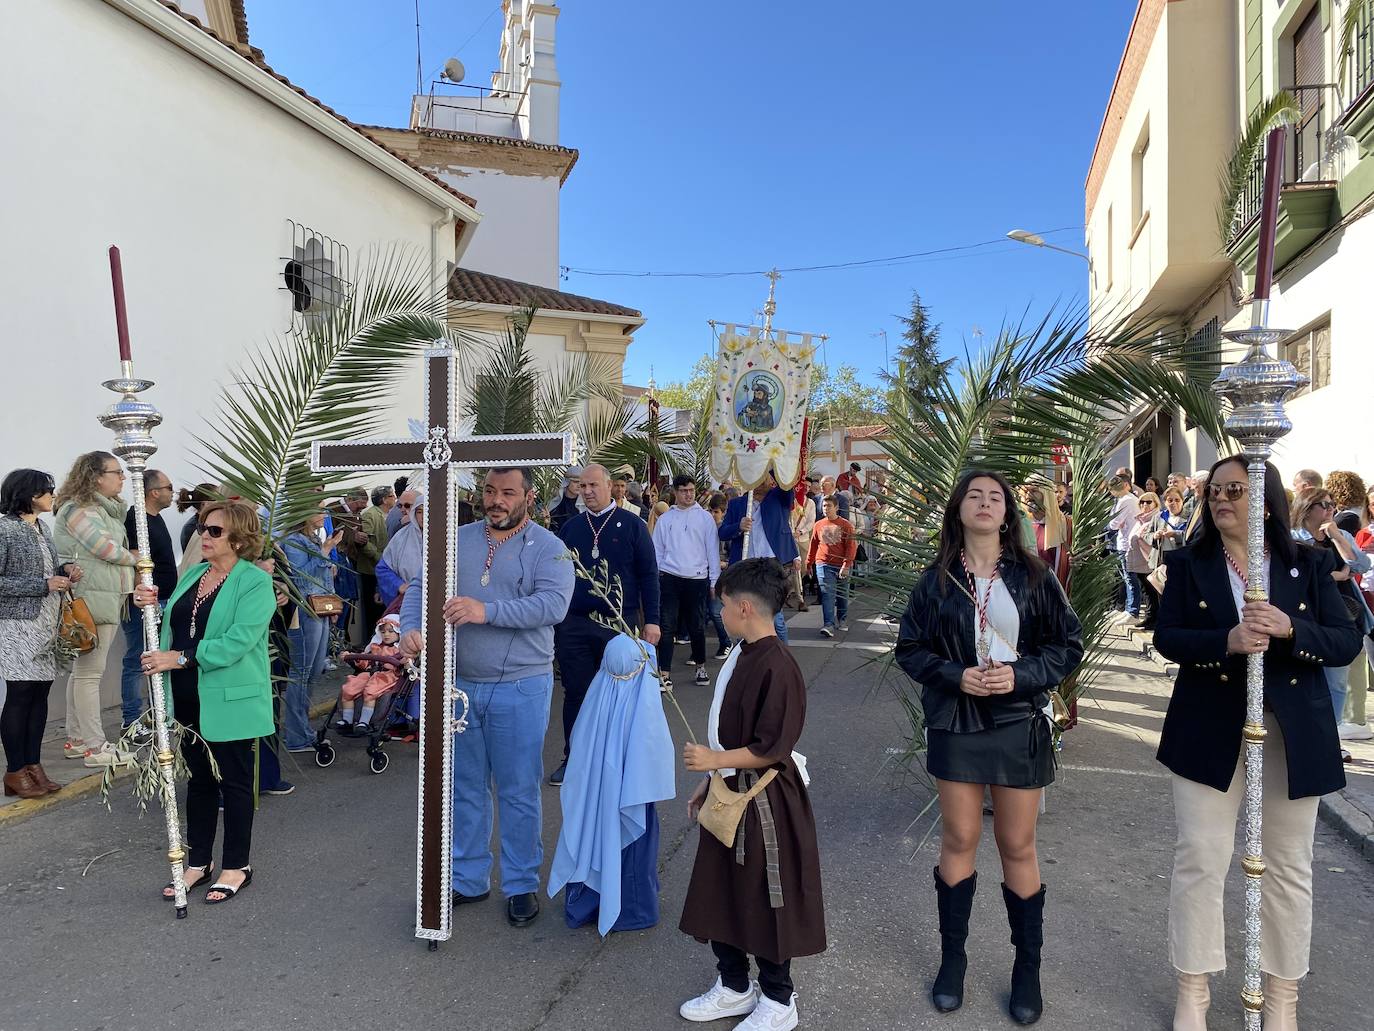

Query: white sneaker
[819,624,835,638]
[736,993,799,1031]
[1337,721,1374,741]
[83,743,135,768]
[679,977,759,1022]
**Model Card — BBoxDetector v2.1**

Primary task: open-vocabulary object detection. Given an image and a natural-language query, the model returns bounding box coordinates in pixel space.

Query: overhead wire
[561,226,1083,280]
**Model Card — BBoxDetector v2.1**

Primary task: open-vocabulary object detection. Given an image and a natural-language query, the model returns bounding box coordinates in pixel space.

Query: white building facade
[3,0,480,489]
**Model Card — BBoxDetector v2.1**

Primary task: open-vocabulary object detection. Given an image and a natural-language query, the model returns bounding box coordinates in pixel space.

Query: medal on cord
[585,508,615,561]
[481,519,528,587]
[960,549,1000,666]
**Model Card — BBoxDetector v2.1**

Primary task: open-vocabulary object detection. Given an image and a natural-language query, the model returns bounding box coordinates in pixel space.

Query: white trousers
[64,623,117,750]
[1168,711,1318,980]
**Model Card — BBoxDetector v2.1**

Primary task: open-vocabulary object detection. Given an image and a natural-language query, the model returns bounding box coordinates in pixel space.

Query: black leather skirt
[926,715,1055,788]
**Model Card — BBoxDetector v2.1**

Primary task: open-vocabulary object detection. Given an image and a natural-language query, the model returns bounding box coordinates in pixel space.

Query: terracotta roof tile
[847,425,891,440]
[157,2,477,210]
[229,0,249,45]
[449,267,642,321]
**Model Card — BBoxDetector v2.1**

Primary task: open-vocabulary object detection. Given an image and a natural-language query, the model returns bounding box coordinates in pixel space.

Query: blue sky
[247,1,1134,389]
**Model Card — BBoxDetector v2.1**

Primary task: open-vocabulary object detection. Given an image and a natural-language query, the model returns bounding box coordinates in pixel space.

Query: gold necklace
[189,567,229,638]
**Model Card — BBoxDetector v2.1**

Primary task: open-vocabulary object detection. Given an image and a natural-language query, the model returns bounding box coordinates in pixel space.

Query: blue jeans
[452,673,553,896]
[774,610,788,643]
[120,606,154,725]
[1119,552,1140,616]
[1326,665,1350,724]
[708,593,730,651]
[816,563,849,628]
[284,614,329,749]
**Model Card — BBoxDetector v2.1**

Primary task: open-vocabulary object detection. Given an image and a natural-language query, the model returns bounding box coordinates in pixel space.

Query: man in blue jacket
[552,464,660,786]
[719,473,798,640]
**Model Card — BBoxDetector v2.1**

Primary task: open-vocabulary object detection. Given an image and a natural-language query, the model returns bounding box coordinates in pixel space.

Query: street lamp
[1006,229,1090,262]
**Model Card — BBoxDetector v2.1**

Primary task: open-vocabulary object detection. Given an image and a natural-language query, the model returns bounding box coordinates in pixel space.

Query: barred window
[1183,317,1220,431]
[1283,319,1331,397]
[282,221,350,327]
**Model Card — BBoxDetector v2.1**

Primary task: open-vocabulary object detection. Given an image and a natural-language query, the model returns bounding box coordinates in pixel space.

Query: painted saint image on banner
[734,371,783,433]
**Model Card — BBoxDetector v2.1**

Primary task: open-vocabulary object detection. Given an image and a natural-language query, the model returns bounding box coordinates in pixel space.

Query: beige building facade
[1086,0,1374,485]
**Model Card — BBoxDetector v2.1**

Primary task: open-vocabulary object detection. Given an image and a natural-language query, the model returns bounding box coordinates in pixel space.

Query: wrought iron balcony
[1228,84,1339,245]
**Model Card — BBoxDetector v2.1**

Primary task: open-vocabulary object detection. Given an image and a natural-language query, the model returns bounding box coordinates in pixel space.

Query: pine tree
[881,291,953,413]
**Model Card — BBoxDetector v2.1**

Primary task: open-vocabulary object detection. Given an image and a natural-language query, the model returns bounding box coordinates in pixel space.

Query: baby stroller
[311,651,418,774]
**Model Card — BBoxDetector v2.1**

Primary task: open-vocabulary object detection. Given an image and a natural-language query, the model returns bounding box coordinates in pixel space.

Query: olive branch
[100,714,221,813]
[563,548,698,743]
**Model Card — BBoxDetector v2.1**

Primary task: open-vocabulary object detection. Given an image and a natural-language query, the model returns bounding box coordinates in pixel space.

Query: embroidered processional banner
[708,325,815,490]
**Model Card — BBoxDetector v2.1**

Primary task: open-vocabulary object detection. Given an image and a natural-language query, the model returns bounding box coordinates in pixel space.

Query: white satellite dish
[441,57,466,83]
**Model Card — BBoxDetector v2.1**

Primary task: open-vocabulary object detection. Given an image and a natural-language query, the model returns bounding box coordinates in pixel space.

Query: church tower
[411,1,561,146]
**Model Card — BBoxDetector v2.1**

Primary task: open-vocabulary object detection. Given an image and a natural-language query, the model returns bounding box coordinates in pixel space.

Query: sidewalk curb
[1320,792,1374,863]
[0,699,338,830]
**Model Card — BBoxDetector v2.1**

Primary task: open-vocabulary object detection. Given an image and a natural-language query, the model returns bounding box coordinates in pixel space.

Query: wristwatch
[176,653,190,668]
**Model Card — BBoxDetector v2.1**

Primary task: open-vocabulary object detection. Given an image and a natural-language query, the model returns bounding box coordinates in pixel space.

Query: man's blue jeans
[284,614,329,749]
[119,604,162,726]
[708,593,730,651]
[451,673,553,897]
[1119,552,1140,616]
[816,563,849,628]
[1326,665,1349,724]
[774,610,789,643]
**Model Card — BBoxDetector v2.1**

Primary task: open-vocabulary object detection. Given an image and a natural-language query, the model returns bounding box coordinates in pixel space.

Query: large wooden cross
[311,346,573,947]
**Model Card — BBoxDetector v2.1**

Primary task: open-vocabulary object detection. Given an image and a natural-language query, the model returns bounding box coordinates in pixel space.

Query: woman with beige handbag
[0,469,85,797]
[52,451,137,768]
[281,510,344,752]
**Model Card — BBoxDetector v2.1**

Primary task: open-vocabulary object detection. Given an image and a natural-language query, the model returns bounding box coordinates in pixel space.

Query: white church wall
[3,0,459,489]
[431,168,561,287]
[3,0,465,718]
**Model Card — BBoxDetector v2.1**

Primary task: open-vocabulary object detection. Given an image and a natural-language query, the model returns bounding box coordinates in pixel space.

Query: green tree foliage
[881,291,954,412]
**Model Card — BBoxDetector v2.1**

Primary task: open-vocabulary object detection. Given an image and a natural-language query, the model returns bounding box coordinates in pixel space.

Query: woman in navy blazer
[1153,456,1360,1030]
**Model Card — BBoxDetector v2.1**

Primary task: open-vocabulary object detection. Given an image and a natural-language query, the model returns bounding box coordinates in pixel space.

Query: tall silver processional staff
[1210,128,1306,1028]
[708,271,822,551]
[98,246,191,918]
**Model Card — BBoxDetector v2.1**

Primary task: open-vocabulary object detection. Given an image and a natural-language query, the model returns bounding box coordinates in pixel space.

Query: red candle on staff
[109,245,132,362]
[1252,128,1286,305]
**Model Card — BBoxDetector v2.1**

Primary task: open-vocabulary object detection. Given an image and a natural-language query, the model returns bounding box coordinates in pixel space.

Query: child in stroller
[336,614,405,735]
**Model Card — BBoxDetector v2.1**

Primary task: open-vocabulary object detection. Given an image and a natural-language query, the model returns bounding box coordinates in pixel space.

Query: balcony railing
[1348,3,1374,104]
[1229,84,1339,244]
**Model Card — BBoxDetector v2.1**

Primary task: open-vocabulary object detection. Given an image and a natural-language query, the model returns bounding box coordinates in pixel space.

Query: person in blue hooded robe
[548,633,676,934]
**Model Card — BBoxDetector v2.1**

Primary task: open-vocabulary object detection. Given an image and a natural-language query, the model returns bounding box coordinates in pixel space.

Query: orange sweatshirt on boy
[807,516,857,570]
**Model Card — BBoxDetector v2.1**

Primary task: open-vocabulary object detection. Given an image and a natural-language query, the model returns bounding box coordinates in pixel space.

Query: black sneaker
[548,761,567,786]
[714,646,730,658]
[122,723,153,747]
[261,781,295,796]
[694,667,709,685]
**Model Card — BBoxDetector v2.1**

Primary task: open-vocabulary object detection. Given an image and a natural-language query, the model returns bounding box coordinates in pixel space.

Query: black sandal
[204,866,253,904]
[163,863,214,900]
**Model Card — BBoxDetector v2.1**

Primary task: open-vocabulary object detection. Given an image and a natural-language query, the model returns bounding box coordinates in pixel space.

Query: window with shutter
[1282,318,1332,396]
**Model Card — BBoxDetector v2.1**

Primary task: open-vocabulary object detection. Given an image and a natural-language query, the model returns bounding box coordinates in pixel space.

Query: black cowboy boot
[1002,882,1046,1025]
[931,867,977,1012]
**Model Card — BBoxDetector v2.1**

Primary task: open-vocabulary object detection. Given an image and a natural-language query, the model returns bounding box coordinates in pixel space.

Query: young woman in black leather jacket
[896,469,1084,1025]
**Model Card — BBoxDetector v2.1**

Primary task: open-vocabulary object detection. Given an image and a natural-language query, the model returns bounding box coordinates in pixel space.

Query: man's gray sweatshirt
[400,520,574,683]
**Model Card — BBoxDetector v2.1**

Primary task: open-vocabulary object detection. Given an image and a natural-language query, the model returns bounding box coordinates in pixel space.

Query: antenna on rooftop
[442,57,466,83]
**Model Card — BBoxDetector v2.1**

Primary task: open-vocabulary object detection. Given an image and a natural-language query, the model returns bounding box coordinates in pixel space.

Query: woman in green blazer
[135,500,275,904]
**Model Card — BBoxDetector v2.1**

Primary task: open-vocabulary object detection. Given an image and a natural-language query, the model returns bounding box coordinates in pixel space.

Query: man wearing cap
[611,468,642,517]
[550,467,584,533]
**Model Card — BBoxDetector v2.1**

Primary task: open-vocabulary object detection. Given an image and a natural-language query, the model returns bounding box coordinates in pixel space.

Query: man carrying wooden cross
[399,466,573,928]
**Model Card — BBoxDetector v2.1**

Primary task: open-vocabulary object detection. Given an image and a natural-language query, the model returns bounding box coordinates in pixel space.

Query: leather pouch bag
[698,768,779,848]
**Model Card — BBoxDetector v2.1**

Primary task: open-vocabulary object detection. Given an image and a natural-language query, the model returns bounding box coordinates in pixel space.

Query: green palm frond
[1217,91,1300,241]
[870,302,1234,754]
[193,244,467,545]
[1339,0,1374,87]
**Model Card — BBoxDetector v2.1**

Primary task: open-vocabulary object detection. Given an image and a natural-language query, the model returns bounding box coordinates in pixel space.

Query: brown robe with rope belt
[679,636,827,963]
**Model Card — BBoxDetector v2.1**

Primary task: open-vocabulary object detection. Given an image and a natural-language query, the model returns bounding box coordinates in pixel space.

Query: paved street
[2,594,1372,1031]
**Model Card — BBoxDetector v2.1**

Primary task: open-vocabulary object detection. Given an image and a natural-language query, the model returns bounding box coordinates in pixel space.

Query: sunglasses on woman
[198,524,227,539]
[1312,500,1336,511]
[1207,482,1248,501]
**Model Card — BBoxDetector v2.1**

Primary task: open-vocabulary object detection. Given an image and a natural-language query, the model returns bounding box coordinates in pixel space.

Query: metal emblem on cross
[310,345,574,948]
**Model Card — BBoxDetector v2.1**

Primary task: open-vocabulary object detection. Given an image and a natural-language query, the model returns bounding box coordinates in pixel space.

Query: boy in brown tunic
[679,558,826,1030]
